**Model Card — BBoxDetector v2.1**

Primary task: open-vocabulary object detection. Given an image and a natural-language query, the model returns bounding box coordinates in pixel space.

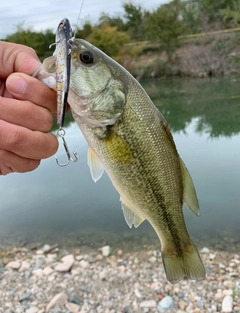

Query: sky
[0,0,168,39]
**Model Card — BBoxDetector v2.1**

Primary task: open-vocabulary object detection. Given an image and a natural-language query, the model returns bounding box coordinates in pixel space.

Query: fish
[38,22,205,284]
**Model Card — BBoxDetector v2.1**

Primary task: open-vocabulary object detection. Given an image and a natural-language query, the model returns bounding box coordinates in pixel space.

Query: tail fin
[162,240,205,284]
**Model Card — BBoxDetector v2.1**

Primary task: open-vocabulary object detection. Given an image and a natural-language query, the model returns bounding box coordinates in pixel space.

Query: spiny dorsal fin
[120,198,145,228]
[87,146,104,183]
[180,159,200,216]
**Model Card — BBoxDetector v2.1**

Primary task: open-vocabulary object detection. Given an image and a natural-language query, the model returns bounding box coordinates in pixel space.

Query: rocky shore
[0,244,239,313]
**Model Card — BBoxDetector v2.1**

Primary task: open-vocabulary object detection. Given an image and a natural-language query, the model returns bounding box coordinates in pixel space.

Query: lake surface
[1,77,240,252]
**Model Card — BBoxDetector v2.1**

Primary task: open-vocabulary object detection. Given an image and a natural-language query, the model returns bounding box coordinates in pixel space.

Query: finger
[0,42,41,78]
[0,150,40,175]
[0,96,53,132]
[6,73,57,114]
[0,120,59,160]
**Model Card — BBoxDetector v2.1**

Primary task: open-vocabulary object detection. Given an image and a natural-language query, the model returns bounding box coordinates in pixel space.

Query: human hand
[0,41,58,175]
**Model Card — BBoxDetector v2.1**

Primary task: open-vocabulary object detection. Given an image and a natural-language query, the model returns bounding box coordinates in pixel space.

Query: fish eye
[79,51,94,64]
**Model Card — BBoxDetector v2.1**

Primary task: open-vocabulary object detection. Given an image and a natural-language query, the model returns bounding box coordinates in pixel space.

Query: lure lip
[56,18,72,128]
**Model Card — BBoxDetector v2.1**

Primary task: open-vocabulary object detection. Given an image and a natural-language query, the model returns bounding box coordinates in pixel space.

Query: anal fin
[120,198,145,228]
[180,159,200,216]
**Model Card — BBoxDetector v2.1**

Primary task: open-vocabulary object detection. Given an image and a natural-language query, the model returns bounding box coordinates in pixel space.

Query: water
[0,77,240,252]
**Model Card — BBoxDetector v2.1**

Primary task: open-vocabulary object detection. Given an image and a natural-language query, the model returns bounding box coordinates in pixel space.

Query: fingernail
[7,75,26,96]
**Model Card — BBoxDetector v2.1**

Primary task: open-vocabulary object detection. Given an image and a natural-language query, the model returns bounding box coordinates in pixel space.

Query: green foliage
[123,3,146,40]
[75,21,93,39]
[98,13,126,32]
[191,0,240,25]
[86,23,131,62]
[219,0,240,27]
[5,24,54,60]
[144,0,186,62]
[181,2,202,33]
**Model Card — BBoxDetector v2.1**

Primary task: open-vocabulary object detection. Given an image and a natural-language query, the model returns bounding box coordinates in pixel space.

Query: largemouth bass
[38,24,205,283]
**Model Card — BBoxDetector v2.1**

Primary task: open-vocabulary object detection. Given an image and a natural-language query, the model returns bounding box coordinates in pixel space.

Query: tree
[219,0,240,27]
[5,24,54,59]
[86,23,131,62]
[145,0,186,62]
[98,13,126,32]
[123,3,146,41]
[75,21,93,39]
[181,1,202,33]
[192,0,239,25]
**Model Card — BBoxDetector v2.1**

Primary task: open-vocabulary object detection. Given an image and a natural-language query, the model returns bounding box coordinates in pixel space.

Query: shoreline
[1,244,239,313]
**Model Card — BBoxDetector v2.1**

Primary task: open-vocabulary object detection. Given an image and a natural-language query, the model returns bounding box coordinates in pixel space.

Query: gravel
[0,244,240,313]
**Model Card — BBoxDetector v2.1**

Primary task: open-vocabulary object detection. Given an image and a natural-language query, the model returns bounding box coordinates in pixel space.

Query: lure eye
[80,51,94,64]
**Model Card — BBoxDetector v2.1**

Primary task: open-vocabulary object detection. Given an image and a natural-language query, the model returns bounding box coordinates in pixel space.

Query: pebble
[221,295,233,312]
[149,256,157,263]
[43,266,54,276]
[55,254,74,272]
[6,261,21,270]
[79,260,89,269]
[65,302,80,313]
[200,247,210,254]
[43,244,51,253]
[19,292,31,302]
[34,257,45,270]
[134,288,142,298]
[158,296,174,312]
[19,261,31,272]
[178,299,186,310]
[102,245,111,257]
[139,300,157,308]
[223,280,233,289]
[46,293,68,312]
[25,307,38,313]
[69,294,82,305]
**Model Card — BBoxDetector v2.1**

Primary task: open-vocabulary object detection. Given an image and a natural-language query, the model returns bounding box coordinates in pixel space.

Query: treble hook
[55,128,78,167]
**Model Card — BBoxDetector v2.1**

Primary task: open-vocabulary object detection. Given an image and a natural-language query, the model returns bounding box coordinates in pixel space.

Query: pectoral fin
[87,146,105,183]
[180,159,200,216]
[120,198,145,228]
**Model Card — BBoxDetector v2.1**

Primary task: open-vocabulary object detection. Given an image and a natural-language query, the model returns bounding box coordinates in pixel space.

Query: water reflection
[0,77,239,252]
[143,77,240,137]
